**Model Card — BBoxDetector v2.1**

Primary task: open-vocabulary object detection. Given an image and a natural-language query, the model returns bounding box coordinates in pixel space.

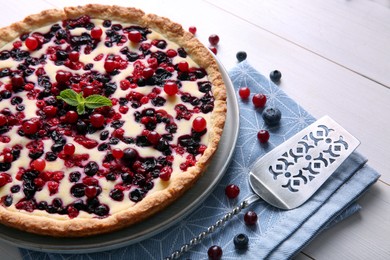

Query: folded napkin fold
[20,61,380,260]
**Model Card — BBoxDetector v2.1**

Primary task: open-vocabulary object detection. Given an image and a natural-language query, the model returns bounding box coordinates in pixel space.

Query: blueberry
[270,70,282,82]
[233,233,249,249]
[236,51,247,62]
[262,107,281,126]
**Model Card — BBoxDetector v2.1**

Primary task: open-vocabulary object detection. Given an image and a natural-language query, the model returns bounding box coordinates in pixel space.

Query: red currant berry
[192,116,207,132]
[83,86,95,97]
[257,130,270,143]
[119,105,129,114]
[22,120,39,135]
[128,31,142,43]
[238,87,250,99]
[0,115,8,126]
[208,34,220,45]
[189,26,197,34]
[252,93,267,108]
[25,36,39,50]
[68,51,80,62]
[90,113,105,128]
[112,148,124,159]
[225,184,240,199]
[3,153,13,163]
[104,60,116,72]
[91,27,103,39]
[209,46,217,55]
[207,245,223,260]
[164,82,178,96]
[56,70,72,84]
[65,111,78,124]
[142,67,154,78]
[11,74,25,87]
[64,143,76,155]
[147,131,161,145]
[43,105,57,117]
[160,166,172,181]
[178,61,189,72]
[244,211,258,226]
[32,159,46,172]
[166,49,177,58]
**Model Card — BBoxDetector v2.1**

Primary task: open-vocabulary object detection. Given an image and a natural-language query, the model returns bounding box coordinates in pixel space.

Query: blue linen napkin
[20,61,380,260]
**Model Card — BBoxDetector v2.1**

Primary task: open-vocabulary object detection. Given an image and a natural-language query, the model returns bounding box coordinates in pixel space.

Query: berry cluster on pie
[0,5,226,236]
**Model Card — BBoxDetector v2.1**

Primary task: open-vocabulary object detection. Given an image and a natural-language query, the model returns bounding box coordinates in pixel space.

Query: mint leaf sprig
[57,89,112,114]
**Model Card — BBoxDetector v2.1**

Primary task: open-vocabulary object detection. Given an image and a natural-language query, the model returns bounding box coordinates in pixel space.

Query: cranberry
[112,148,124,159]
[68,51,80,62]
[257,130,270,143]
[47,181,59,195]
[208,34,220,45]
[225,184,240,199]
[252,93,267,108]
[207,245,223,260]
[142,67,154,78]
[32,158,46,171]
[178,61,189,72]
[209,46,217,55]
[24,83,34,91]
[22,120,39,135]
[0,173,10,187]
[68,206,79,218]
[119,106,129,114]
[91,27,103,39]
[83,86,94,97]
[25,36,39,50]
[90,113,105,128]
[238,87,250,99]
[11,75,25,87]
[164,82,178,96]
[65,111,78,124]
[189,26,197,34]
[64,143,76,155]
[128,31,142,43]
[43,106,57,117]
[85,186,98,198]
[192,116,207,132]
[244,211,258,226]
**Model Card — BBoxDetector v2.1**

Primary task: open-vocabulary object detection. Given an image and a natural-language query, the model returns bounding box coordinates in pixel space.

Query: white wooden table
[1,0,389,259]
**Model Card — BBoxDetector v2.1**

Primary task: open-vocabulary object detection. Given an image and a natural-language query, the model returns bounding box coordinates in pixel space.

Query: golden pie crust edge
[0,4,227,237]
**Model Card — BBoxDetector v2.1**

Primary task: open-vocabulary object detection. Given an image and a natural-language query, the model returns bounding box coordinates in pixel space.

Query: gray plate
[0,60,239,253]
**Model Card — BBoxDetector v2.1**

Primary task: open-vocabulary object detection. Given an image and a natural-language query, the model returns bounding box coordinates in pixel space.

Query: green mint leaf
[85,94,113,109]
[77,103,85,115]
[56,89,79,107]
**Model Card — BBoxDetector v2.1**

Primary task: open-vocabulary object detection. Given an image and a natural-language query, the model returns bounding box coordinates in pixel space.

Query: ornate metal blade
[249,116,360,210]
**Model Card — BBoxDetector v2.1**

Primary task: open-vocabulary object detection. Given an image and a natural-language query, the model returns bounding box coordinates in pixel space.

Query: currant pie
[0,5,226,236]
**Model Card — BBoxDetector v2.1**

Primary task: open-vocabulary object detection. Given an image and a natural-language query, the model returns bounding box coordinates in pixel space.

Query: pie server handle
[165,116,359,259]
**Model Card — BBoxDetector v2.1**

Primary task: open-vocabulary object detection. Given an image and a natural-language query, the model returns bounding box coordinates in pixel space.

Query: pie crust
[0,4,226,237]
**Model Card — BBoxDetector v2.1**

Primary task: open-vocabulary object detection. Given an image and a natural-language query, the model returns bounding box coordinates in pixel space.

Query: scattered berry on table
[252,93,267,108]
[189,26,197,34]
[270,70,282,83]
[225,184,240,199]
[257,130,270,143]
[234,233,249,249]
[209,46,217,55]
[208,34,220,45]
[244,210,258,226]
[236,51,247,62]
[208,245,223,260]
[238,87,250,99]
[262,107,282,126]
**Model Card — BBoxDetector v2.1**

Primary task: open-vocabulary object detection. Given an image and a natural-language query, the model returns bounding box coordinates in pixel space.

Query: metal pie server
[165,116,360,259]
